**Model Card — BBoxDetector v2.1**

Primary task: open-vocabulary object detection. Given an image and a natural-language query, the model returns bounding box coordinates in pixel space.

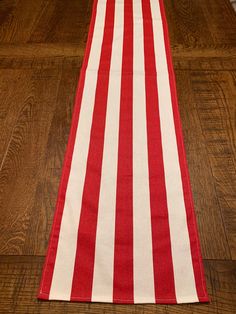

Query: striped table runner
[38,0,209,304]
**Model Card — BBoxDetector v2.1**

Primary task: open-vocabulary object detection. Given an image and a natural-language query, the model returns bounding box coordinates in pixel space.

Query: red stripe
[159,0,209,302]
[70,0,115,301]
[141,0,176,302]
[37,0,98,299]
[113,0,134,304]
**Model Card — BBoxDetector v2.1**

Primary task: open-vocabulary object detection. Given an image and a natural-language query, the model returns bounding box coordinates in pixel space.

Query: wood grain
[0,0,235,313]
[29,0,92,44]
[190,70,236,259]
[175,70,231,260]
[164,0,236,47]
[0,0,44,43]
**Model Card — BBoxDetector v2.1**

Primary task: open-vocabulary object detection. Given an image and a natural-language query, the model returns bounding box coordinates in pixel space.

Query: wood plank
[175,70,231,259]
[173,58,236,71]
[0,67,61,168]
[0,65,78,255]
[0,43,85,58]
[164,0,236,48]
[0,56,82,70]
[163,0,214,47]
[0,256,235,314]
[23,65,79,255]
[0,0,93,44]
[172,47,236,59]
[189,70,236,259]
[0,0,44,43]
[200,0,236,45]
[29,0,92,44]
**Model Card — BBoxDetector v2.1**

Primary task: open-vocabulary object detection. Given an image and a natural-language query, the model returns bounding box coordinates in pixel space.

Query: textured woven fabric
[38,0,209,304]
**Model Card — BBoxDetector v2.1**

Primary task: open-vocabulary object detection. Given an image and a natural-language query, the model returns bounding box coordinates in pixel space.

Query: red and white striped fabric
[38,0,209,304]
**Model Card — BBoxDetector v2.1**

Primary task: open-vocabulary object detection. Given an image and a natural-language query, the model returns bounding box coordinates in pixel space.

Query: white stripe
[91,0,123,302]
[150,0,198,302]
[49,0,107,300]
[133,0,155,303]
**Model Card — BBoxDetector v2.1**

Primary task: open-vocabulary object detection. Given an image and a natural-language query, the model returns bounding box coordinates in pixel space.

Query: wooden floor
[0,0,235,313]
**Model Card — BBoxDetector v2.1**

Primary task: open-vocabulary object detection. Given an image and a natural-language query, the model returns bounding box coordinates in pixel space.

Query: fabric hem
[37,292,209,304]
